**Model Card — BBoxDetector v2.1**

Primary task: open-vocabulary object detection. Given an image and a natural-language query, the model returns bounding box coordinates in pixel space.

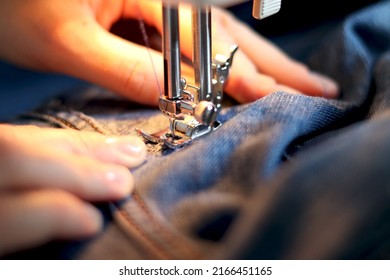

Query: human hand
[0,124,146,256]
[175,6,340,102]
[0,0,338,105]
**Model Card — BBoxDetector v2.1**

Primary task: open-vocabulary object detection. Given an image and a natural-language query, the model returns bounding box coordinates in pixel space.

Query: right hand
[0,0,339,106]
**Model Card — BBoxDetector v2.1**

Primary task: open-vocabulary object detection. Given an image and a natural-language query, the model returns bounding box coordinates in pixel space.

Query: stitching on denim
[21,112,81,130]
[132,193,202,259]
[50,114,82,130]
[71,111,111,135]
[75,114,199,258]
[118,209,173,259]
[24,110,201,259]
[22,111,111,134]
[72,114,202,258]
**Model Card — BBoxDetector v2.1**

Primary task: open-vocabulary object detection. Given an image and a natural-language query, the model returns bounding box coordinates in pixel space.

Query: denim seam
[116,208,174,259]
[120,197,202,259]
[71,111,111,135]
[116,205,202,259]
[21,112,81,130]
[131,193,203,259]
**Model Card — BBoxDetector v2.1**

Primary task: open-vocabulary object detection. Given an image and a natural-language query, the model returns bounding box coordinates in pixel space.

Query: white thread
[135,0,163,97]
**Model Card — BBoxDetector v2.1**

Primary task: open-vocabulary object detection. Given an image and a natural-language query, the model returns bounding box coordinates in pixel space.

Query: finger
[0,126,139,200]
[164,6,323,101]
[37,127,147,168]
[0,190,102,256]
[83,136,147,168]
[0,148,134,201]
[121,0,162,28]
[47,19,165,105]
[44,14,197,105]
[1,125,147,168]
[216,46,300,103]
[215,9,339,98]
[0,0,164,105]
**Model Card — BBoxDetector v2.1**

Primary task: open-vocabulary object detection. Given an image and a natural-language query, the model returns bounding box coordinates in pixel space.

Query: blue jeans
[3,1,390,259]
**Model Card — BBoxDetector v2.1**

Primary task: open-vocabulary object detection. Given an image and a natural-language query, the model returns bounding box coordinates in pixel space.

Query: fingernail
[103,167,133,197]
[106,137,146,157]
[311,72,340,98]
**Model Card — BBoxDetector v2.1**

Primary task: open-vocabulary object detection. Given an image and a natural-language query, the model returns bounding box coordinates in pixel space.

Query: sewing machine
[137,0,282,148]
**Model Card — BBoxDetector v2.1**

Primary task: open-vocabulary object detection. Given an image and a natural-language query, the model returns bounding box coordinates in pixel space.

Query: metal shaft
[163,4,181,99]
[192,5,212,102]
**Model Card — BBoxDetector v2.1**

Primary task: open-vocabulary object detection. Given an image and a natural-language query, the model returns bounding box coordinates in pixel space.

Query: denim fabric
[4,1,390,259]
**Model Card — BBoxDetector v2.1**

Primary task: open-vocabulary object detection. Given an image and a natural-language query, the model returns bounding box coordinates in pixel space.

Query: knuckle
[230,74,247,91]
[258,77,278,94]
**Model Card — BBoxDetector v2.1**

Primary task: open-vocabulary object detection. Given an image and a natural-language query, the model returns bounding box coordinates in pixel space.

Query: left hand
[0,124,146,256]
[0,0,339,105]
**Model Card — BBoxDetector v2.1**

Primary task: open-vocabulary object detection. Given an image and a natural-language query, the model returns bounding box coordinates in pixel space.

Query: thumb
[48,18,164,106]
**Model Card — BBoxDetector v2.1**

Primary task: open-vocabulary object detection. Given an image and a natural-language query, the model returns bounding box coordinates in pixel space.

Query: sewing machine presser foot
[136,116,222,149]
